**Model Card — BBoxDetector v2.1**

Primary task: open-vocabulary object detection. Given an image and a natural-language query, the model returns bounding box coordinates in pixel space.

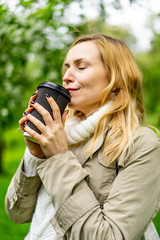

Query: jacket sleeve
[37,128,160,240]
[5,157,42,224]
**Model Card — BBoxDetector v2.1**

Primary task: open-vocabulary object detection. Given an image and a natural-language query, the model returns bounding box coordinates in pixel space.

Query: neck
[74,103,101,117]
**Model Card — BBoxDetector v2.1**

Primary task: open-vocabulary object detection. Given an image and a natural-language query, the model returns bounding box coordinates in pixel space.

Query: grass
[0,126,160,239]
[0,127,30,240]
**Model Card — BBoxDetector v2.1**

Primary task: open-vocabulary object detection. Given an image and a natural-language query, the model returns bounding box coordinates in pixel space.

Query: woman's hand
[19,91,46,159]
[22,95,69,158]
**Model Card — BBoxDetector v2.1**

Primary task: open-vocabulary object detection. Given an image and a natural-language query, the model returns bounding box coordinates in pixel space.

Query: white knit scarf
[65,101,112,145]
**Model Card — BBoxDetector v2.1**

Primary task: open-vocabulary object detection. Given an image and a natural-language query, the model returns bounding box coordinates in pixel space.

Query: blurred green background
[0,0,160,239]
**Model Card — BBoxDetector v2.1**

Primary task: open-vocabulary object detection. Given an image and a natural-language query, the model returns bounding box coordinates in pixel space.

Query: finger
[19,116,28,133]
[27,91,38,108]
[46,96,61,123]
[24,124,42,144]
[24,112,48,135]
[30,102,53,126]
[23,106,34,117]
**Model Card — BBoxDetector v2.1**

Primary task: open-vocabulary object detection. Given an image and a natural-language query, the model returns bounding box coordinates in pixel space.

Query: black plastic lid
[37,81,71,101]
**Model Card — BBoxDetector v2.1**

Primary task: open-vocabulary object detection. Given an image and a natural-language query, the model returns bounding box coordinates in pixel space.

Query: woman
[5,34,160,240]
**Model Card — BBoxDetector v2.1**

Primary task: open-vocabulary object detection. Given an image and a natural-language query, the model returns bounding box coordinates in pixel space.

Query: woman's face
[63,41,109,115]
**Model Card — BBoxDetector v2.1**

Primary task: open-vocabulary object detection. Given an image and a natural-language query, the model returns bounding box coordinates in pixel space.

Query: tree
[0,0,75,172]
[135,14,160,127]
[69,17,136,48]
[0,0,145,172]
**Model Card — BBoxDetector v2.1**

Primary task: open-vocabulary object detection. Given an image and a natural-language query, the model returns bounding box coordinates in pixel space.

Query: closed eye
[78,67,86,70]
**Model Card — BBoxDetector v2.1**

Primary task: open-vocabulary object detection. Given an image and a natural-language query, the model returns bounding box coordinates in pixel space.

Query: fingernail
[46,93,50,98]
[30,100,35,104]
[24,111,29,115]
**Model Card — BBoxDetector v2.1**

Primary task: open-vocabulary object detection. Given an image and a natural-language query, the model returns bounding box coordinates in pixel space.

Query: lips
[66,88,79,93]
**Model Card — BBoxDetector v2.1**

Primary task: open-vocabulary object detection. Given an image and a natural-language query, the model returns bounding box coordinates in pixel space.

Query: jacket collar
[76,127,109,166]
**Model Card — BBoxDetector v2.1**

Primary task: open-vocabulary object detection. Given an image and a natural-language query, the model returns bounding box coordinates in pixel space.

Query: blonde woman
[5,34,160,240]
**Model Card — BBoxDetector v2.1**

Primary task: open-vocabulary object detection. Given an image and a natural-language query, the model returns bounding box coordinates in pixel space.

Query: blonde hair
[64,34,145,165]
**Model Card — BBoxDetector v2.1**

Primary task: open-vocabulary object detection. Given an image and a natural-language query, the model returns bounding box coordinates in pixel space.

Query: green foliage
[0,0,139,134]
[1,0,157,132]
[0,0,159,172]
[136,31,160,127]
[0,1,74,131]
[0,127,29,239]
[0,1,159,237]
[70,18,136,50]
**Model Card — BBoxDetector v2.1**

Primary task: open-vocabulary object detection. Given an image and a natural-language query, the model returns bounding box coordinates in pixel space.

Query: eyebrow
[64,58,87,67]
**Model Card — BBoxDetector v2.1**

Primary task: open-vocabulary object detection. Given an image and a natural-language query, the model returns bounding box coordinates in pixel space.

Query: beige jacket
[5,126,160,240]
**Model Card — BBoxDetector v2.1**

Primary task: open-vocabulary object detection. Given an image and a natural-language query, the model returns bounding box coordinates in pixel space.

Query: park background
[0,0,160,239]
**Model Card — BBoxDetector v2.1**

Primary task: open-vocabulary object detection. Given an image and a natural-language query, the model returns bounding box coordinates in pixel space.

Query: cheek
[80,71,107,93]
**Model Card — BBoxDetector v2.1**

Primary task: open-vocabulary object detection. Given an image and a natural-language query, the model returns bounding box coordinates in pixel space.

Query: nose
[63,68,75,84]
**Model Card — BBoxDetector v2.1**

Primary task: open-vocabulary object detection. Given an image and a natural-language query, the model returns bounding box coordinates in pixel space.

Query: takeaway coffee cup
[23,81,71,143]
